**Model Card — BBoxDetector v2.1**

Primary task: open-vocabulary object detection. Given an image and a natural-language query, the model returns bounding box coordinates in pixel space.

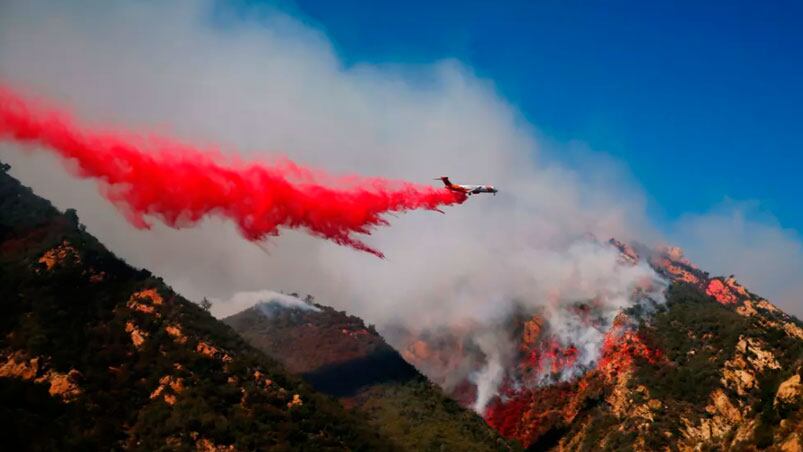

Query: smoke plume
[0,0,672,412]
[0,86,465,257]
[228,290,320,316]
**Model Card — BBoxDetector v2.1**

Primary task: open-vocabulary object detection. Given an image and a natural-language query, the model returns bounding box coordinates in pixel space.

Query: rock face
[37,240,80,271]
[0,166,389,450]
[0,352,82,401]
[776,374,801,408]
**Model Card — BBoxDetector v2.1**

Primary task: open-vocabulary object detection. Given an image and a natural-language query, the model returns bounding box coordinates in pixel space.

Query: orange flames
[521,338,580,378]
[484,313,663,447]
[597,330,662,381]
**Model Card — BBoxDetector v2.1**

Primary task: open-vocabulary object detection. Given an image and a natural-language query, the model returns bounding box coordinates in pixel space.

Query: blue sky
[238,0,803,236]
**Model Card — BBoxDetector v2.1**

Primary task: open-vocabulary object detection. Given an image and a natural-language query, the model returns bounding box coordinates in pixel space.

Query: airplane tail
[434,176,452,187]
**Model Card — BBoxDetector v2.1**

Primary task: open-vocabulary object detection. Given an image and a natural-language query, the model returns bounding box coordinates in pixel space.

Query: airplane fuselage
[436,177,497,195]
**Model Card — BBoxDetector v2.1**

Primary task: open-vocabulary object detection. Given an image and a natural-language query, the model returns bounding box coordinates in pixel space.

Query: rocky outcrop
[149,375,185,406]
[126,288,164,316]
[683,389,744,444]
[37,240,80,271]
[779,432,802,452]
[722,336,780,396]
[736,299,759,317]
[0,351,82,401]
[125,321,148,348]
[165,324,188,344]
[776,374,801,408]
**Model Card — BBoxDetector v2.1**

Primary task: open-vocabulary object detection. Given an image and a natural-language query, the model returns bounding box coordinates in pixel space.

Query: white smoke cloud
[382,240,666,412]
[0,0,776,411]
[470,327,514,413]
[671,201,803,318]
[212,290,319,319]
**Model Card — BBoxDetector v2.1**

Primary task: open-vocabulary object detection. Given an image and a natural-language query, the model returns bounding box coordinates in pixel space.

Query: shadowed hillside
[225,301,515,451]
[0,163,392,450]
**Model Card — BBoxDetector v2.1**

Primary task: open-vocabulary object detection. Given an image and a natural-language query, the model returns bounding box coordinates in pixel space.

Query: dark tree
[200,297,212,311]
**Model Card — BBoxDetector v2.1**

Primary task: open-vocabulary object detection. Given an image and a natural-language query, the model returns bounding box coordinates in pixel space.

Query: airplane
[435,176,498,196]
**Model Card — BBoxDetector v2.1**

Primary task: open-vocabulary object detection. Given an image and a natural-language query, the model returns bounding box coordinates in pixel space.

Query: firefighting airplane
[435,176,498,196]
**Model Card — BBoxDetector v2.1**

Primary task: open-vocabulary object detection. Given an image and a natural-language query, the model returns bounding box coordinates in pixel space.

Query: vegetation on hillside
[0,163,391,450]
[510,280,803,451]
[2,160,799,451]
[635,283,754,404]
[226,303,515,451]
[631,283,803,449]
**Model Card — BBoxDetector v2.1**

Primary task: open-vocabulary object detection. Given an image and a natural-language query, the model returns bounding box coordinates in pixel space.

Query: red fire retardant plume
[0,86,467,257]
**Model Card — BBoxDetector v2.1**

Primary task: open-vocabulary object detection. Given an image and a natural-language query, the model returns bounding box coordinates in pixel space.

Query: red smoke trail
[0,85,466,257]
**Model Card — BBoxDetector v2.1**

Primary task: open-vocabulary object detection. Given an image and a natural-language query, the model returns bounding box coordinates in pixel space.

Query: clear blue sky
[231,1,803,234]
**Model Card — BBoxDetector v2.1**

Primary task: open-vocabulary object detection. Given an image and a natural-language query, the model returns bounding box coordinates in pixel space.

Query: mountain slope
[0,163,391,450]
[463,242,803,450]
[3,156,800,451]
[225,301,514,451]
[222,234,803,450]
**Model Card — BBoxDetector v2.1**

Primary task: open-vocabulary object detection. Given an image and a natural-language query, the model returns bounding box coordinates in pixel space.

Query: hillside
[225,300,513,451]
[219,230,803,451]
[0,163,391,450]
[2,156,800,451]
[399,240,803,450]
[476,281,802,451]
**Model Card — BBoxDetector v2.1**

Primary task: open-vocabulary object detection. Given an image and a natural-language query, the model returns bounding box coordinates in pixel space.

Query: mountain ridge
[224,240,803,450]
[224,299,514,451]
[0,163,393,450]
[1,159,800,451]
